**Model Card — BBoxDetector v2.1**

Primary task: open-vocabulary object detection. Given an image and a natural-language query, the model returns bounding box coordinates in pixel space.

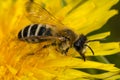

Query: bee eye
[74,39,82,51]
[74,35,87,51]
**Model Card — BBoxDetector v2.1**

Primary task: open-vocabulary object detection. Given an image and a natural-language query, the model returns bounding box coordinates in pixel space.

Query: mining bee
[18,0,95,61]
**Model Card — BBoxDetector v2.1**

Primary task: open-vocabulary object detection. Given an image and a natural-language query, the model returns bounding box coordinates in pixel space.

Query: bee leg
[78,51,86,61]
[55,46,69,56]
[82,53,86,61]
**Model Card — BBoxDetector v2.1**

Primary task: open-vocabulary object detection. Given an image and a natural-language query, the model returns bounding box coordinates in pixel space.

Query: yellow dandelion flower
[0,0,120,80]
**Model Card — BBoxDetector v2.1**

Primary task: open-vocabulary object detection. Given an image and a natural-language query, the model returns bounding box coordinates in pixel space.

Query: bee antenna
[85,44,94,55]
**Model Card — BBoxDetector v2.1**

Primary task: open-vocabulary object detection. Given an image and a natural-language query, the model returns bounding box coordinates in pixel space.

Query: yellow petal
[62,0,118,35]
[88,32,110,40]
[86,42,120,56]
[36,57,119,72]
[92,71,120,80]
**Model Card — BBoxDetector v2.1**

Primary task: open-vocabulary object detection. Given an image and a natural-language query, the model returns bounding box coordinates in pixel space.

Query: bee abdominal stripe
[18,24,53,42]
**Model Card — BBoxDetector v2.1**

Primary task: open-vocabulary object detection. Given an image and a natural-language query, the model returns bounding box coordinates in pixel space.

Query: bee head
[74,34,94,61]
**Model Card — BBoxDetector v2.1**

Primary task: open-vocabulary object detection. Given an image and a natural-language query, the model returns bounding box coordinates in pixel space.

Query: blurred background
[104,0,120,68]
[88,0,120,68]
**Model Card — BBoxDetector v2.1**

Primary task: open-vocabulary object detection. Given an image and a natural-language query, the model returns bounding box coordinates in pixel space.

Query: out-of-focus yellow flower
[0,0,120,80]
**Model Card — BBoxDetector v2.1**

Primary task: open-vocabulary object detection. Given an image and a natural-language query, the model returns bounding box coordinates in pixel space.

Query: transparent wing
[25,0,66,30]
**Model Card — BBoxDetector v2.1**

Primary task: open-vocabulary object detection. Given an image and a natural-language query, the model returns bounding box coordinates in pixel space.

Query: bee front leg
[57,42,70,56]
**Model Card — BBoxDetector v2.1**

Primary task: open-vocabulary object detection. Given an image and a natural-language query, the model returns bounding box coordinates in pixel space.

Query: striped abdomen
[18,24,53,43]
